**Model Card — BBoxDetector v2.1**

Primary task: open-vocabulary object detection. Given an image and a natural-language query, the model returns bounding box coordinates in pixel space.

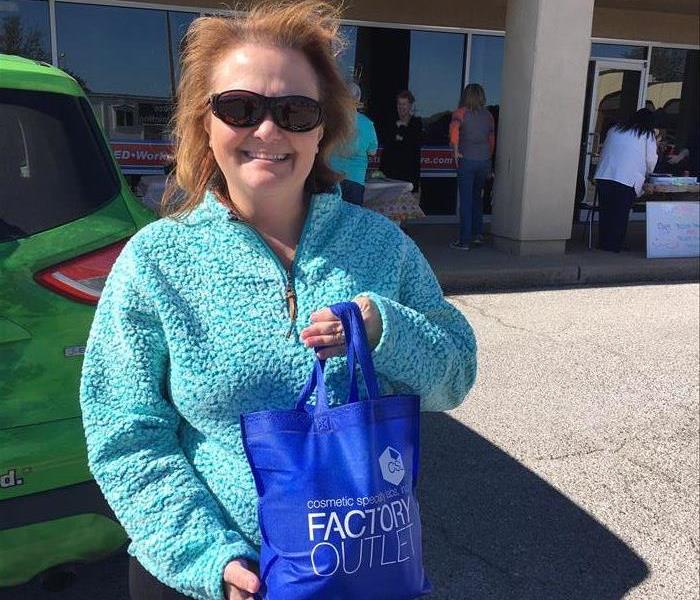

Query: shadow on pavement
[419,412,648,599]
[0,550,129,600]
[0,412,648,600]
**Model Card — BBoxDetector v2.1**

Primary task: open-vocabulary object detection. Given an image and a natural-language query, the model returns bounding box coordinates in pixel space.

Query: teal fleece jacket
[79,189,477,600]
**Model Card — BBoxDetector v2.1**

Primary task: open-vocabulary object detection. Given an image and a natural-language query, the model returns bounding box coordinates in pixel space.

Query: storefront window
[409,30,465,137]
[350,26,472,216]
[647,47,700,175]
[337,25,357,82]
[0,0,51,62]
[590,43,647,60]
[469,34,504,109]
[56,3,171,97]
[169,11,198,85]
[354,25,410,157]
[469,34,504,216]
[54,3,195,184]
[407,30,466,216]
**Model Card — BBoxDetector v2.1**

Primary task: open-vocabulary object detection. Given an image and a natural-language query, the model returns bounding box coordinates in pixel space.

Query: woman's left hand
[300,296,382,360]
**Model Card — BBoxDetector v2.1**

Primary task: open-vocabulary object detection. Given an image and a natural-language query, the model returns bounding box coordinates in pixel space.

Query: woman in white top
[594,108,658,252]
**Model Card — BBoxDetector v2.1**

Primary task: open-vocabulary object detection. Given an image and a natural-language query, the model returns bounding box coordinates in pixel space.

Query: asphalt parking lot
[1,283,698,599]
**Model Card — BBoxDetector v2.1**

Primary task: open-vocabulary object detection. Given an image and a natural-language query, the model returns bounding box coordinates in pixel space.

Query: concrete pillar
[491,0,594,255]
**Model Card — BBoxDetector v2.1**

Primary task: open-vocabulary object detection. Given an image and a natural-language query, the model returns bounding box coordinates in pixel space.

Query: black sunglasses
[209,90,323,133]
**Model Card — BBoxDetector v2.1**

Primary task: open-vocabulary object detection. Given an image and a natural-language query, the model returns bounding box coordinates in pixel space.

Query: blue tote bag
[240,302,431,600]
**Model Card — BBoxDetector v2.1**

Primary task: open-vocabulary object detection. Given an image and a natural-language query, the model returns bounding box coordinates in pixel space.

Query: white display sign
[646,201,700,258]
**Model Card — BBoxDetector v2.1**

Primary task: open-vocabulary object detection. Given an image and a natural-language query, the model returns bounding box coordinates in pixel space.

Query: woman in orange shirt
[449,84,495,250]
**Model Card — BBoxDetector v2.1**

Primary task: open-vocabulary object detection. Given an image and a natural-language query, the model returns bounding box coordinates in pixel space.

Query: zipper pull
[285,276,297,339]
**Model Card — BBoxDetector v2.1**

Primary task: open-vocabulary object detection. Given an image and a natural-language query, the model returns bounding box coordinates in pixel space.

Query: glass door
[583,59,646,183]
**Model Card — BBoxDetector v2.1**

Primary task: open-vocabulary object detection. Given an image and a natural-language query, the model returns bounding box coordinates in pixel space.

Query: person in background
[449,83,495,250]
[380,90,423,191]
[594,108,658,252]
[668,127,699,179]
[329,82,378,205]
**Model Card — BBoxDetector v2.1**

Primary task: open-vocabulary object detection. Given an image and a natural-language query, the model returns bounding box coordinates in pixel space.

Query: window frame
[38,2,699,224]
[39,3,700,112]
[42,8,697,87]
[0,0,53,62]
[48,0,205,71]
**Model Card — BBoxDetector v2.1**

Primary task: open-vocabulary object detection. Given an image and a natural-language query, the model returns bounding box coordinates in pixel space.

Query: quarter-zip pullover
[79,189,477,600]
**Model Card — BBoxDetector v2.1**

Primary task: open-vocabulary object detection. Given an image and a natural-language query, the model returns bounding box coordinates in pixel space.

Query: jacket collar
[181,188,343,232]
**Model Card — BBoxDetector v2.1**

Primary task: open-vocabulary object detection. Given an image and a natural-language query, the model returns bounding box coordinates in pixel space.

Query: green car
[0,54,154,588]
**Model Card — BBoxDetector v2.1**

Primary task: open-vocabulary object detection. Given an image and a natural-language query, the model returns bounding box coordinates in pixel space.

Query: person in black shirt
[668,127,699,179]
[380,90,423,191]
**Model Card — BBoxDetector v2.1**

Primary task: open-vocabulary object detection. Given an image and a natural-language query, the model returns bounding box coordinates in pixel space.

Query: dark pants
[597,179,636,252]
[457,158,490,244]
[340,179,365,206]
[129,556,193,600]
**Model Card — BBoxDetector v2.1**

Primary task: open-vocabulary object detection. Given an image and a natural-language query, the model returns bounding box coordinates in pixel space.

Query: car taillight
[34,239,129,304]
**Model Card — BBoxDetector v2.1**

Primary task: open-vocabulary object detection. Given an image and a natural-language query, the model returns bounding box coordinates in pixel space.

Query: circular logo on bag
[379,446,405,485]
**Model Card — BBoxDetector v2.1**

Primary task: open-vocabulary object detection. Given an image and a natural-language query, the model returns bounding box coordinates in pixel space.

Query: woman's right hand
[223,559,260,600]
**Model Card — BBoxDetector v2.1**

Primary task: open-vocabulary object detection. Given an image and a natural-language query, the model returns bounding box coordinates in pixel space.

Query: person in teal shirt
[79,5,477,600]
[329,82,378,205]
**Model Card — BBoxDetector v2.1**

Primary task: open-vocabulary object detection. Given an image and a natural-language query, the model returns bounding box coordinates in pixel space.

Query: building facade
[2,0,698,253]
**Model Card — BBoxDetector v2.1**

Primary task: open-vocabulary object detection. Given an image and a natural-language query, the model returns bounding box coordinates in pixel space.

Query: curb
[437,259,700,293]
[577,258,700,286]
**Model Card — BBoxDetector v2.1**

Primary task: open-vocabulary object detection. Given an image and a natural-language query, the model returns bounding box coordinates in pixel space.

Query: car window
[0,88,120,242]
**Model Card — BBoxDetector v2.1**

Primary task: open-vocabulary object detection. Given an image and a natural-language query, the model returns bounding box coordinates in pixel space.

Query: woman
[449,83,495,250]
[79,3,477,599]
[379,89,423,191]
[328,82,378,205]
[594,108,658,252]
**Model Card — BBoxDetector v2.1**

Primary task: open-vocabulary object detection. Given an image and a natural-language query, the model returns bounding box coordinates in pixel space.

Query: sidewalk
[405,221,700,292]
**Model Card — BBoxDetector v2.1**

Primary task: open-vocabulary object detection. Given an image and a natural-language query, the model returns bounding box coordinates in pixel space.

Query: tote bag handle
[295,302,380,414]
